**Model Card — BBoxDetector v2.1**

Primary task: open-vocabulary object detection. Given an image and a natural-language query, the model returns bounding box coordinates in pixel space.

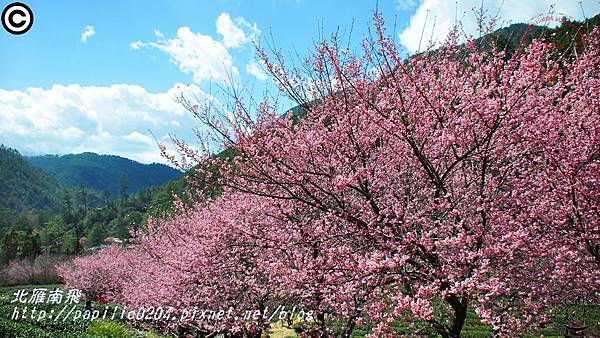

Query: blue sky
[1,0,598,163]
[1,0,402,92]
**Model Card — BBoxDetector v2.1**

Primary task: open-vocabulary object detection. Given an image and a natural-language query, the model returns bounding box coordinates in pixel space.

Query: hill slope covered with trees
[27,152,182,198]
[0,145,63,214]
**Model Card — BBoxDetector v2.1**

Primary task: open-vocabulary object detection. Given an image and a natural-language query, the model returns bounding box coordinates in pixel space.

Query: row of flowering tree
[60,14,599,337]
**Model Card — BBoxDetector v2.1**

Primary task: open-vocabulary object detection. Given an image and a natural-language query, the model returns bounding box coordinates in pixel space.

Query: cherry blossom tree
[59,245,137,303]
[125,193,375,337]
[61,14,599,338]
[169,16,599,336]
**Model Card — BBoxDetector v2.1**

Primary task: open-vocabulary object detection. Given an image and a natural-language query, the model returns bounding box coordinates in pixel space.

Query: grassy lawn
[1,284,598,337]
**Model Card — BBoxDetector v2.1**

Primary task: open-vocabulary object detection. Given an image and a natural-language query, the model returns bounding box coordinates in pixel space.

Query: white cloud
[132,12,260,84]
[130,40,143,50]
[396,0,417,11]
[60,126,85,139]
[245,60,268,81]
[81,25,95,43]
[123,131,154,145]
[145,26,237,84]
[216,13,260,48]
[399,0,600,53]
[0,83,209,164]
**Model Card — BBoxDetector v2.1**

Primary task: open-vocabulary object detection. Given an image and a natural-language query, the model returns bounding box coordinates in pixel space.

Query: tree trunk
[341,316,356,338]
[316,311,327,337]
[430,295,468,338]
[447,294,468,338]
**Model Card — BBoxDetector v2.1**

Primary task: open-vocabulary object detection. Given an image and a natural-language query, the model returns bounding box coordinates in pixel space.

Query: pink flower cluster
[61,16,599,337]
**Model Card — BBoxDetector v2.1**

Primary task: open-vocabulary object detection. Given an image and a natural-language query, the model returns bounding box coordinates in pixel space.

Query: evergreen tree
[87,224,106,247]
[119,174,129,200]
[79,183,88,215]
[61,190,74,224]
[21,227,41,260]
[101,190,111,205]
[60,229,77,255]
[0,228,18,264]
[0,208,11,228]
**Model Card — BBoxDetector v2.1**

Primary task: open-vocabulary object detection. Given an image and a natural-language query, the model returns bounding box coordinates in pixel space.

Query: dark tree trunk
[316,311,327,337]
[341,316,357,338]
[430,294,468,338]
[447,295,468,337]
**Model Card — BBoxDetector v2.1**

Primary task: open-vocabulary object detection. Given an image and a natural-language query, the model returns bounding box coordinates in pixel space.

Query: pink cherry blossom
[61,16,599,338]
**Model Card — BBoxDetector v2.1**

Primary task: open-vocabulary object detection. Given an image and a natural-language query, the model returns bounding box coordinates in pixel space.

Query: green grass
[88,320,131,338]
[328,305,599,337]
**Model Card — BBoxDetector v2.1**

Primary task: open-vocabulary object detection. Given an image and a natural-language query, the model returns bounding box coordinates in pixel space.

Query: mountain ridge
[27,152,183,198]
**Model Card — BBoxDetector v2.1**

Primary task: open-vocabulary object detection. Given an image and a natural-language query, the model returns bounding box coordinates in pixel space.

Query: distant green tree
[101,190,111,204]
[41,218,66,255]
[86,224,106,247]
[20,227,41,260]
[60,229,77,255]
[0,208,11,228]
[61,190,75,224]
[74,222,84,254]
[119,174,129,200]
[13,213,30,229]
[0,228,18,264]
[79,183,88,215]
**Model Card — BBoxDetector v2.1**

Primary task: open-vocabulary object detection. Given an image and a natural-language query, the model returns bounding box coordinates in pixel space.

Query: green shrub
[0,318,47,338]
[87,320,131,338]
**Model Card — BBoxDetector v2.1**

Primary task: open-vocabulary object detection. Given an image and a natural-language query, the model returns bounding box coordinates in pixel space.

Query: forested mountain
[480,13,600,55]
[0,145,62,213]
[27,152,182,197]
[0,148,190,263]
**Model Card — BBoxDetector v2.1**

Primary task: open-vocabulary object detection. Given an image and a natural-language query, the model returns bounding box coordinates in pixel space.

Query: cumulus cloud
[81,25,95,43]
[0,84,208,164]
[132,12,260,84]
[142,26,237,84]
[216,13,260,48]
[399,0,600,53]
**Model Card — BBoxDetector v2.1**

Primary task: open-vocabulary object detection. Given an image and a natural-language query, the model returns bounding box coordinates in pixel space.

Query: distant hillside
[27,153,182,197]
[0,146,62,213]
[478,13,600,55]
